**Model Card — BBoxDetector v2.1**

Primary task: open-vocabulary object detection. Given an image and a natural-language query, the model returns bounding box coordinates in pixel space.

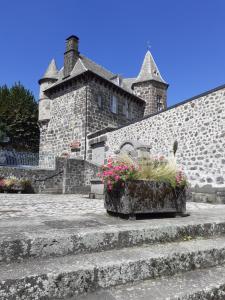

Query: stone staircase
[1,213,225,299]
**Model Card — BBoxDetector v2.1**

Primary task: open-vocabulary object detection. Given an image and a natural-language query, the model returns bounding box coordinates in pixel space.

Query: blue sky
[0,0,224,106]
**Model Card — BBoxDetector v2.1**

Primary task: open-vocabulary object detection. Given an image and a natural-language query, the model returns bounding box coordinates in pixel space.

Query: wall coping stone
[101,83,225,133]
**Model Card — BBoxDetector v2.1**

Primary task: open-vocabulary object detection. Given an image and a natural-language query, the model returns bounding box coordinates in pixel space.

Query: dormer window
[111,95,118,114]
[156,95,163,111]
[110,75,122,86]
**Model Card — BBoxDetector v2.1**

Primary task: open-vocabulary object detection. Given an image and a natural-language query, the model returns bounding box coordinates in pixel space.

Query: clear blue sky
[0,0,225,106]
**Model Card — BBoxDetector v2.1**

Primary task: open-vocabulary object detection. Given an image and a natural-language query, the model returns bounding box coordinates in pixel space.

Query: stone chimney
[63,35,79,78]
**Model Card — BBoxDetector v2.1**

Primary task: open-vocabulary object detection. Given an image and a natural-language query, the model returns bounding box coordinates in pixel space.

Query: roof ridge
[79,58,88,71]
[80,54,115,77]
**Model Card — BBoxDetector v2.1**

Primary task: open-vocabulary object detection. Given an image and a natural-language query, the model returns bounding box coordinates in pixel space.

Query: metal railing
[0,149,39,166]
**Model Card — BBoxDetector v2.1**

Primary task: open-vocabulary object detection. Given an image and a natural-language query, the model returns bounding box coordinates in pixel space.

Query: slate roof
[80,55,115,80]
[41,59,58,81]
[121,78,136,93]
[41,50,166,94]
[135,50,167,84]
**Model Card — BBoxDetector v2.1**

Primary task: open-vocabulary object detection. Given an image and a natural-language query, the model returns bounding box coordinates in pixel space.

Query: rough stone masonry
[18,34,225,196]
[95,85,225,192]
[38,35,167,168]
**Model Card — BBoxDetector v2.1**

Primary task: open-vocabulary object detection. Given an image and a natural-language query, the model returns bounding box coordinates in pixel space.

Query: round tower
[38,59,58,122]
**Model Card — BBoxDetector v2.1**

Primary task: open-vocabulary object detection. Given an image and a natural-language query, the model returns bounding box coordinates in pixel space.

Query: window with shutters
[97,95,102,109]
[110,95,118,113]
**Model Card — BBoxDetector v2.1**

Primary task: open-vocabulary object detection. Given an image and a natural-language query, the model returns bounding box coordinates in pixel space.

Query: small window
[122,99,133,119]
[156,95,163,111]
[111,95,118,113]
[129,103,135,120]
[157,95,162,102]
[97,95,102,109]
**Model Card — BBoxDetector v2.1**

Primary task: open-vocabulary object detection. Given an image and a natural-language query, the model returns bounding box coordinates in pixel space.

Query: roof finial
[147,41,151,51]
[135,48,167,84]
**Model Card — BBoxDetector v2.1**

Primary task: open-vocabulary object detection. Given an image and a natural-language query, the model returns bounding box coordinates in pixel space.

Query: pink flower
[0,179,5,187]
[108,184,113,191]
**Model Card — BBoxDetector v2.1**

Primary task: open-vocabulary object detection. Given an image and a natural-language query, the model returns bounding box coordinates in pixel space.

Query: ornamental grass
[0,176,31,192]
[98,153,187,191]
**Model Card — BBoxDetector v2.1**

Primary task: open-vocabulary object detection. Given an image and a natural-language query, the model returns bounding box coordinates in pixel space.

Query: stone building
[38,35,168,168]
[0,34,224,199]
[36,34,225,200]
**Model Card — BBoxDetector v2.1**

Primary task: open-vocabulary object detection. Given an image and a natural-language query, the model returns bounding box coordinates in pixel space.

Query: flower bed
[98,153,187,218]
[0,176,32,193]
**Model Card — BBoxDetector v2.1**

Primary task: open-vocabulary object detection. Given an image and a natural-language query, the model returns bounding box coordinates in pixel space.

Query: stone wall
[0,158,99,194]
[0,158,65,193]
[39,76,145,169]
[39,81,87,168]
[63,159,99,194]
[87,79,144,134]
[99,85,225,189]
[133,80,167,116]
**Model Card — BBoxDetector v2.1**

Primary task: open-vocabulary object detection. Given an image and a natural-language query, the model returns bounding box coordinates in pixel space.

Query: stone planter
[104,180,186,219]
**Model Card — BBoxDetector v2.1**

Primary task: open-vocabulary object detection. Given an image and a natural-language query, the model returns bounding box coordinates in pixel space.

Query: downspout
[84,75,88,160]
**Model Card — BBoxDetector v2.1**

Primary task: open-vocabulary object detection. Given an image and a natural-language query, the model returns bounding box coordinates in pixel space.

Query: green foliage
[0,121,8,143]
[0,176,32,193]
[0,82,39,151]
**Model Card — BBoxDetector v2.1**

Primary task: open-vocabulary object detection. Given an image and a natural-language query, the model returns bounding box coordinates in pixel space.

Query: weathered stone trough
[104,180,186,219]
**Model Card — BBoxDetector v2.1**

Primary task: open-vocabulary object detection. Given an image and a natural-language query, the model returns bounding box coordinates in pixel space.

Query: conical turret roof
[41,59,58,80]
[135,50,166,84]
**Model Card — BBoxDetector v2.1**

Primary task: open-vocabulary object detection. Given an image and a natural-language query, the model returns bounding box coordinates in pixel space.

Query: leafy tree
[0,83,39,151]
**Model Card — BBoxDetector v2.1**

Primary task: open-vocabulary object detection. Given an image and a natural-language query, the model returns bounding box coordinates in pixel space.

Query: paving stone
[74,265,225,300]
[1,236,225,299]
[1,195,225,263]
[1,194,225,299]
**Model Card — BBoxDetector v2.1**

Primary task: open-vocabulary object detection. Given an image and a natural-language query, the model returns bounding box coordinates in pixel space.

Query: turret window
[156,95,163,111]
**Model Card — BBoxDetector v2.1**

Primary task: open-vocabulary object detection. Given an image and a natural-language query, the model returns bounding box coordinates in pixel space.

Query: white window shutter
[97,95,102,108]
[111,95,117,113]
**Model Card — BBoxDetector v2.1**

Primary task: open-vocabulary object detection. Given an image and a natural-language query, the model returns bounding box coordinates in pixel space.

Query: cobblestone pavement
[1,193,225,236]
[0,194,104,220]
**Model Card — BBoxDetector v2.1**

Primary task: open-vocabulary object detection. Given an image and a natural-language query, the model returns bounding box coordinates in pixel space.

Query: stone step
[39,188,62,194]
[1,236,225,299]
[2,216,225,263]
[74,264,225,300]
